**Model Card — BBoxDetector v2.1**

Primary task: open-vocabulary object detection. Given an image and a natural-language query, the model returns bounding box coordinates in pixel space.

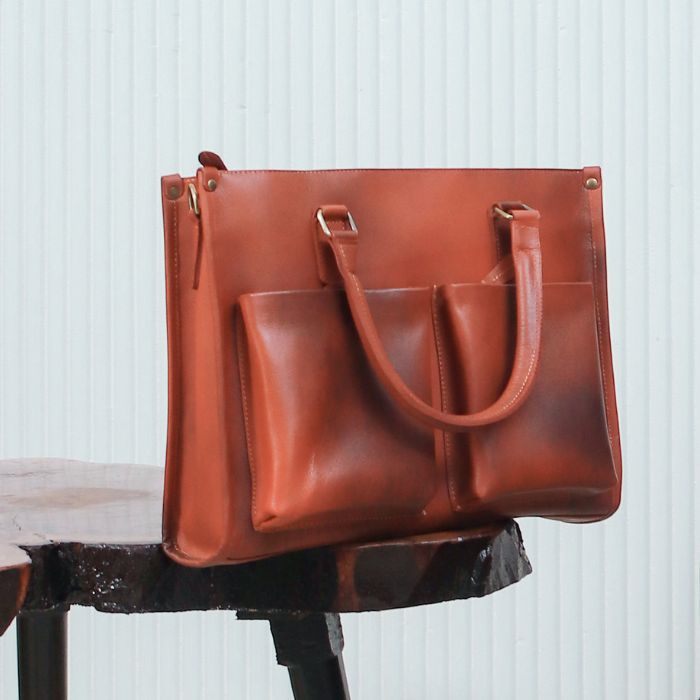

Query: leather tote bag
[160,151,622,566]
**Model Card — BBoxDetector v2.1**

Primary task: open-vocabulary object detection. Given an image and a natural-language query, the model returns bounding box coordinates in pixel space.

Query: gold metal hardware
[207,179,217,191]
[493,206,514,220]
[585,177,599,190]
[187,183,200,216]
[493,203,532,220]
[315,208,358,238]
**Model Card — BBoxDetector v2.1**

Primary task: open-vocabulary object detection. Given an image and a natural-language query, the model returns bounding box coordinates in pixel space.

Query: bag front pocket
[237,287,439,533]
[438,281,618,516]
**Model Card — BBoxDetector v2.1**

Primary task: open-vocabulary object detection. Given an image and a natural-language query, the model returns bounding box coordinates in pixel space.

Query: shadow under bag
[160,152,622,566]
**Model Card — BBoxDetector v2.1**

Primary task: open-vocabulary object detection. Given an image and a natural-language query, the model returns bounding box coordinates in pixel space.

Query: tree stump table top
[0,458,532,635]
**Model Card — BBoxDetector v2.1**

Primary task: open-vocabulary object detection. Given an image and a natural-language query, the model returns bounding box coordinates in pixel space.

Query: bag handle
[316,204,543,432]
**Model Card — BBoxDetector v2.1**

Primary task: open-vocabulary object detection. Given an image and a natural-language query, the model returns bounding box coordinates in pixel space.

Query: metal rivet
[167,185,180,199]
[207,179,217,191]
[584,177,599,190]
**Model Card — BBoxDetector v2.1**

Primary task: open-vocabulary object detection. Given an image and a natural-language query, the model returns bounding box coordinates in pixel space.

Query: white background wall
[0,0,698,698]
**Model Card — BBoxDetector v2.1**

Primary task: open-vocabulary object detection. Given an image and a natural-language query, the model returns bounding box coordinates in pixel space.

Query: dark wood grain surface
[0,458,531,635]
[0,544,30,635]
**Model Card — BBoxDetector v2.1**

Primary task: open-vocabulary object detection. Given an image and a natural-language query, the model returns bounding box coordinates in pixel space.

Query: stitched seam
[236,314,258,524]
[493,215,503,261]
[586,192,614,444]
[431,288,458,506]
[333,247,429,520]
[216,167,585,175]
[166,200,182,532]
[485,245,542,419]
[339,245,420,404]
[259,509,428,532]
[196,198,237,550]
[339,245,380,342]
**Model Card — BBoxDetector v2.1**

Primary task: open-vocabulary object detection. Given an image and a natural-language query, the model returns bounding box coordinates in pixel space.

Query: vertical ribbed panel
[0,1,697,698]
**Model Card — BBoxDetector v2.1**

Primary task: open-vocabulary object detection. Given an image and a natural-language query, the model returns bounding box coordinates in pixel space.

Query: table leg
[268,612,350,700]
[16,610,67,700]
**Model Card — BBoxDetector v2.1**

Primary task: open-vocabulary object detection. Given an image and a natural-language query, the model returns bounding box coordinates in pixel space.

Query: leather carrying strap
[318,205,543,432]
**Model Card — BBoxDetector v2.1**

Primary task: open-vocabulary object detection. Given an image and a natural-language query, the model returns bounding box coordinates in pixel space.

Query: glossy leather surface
[238,286,437,532]
[161,157,622,565]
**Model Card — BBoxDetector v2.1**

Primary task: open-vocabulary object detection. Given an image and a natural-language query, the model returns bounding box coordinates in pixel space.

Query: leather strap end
[198,151,228,171]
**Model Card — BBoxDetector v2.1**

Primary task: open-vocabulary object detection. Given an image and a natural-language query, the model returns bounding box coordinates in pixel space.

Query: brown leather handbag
[160,152,622,566]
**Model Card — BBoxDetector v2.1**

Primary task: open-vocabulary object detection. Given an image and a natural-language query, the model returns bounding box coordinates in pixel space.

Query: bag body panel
[161,165,622,565]
[202,168,596,299]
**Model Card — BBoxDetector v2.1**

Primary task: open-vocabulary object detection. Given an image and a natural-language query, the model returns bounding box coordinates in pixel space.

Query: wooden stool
[0,459,531,700]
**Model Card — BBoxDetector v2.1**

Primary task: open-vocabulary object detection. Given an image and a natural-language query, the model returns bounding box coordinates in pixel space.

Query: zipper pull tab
[187,183,200,217]
[187,182,203,289]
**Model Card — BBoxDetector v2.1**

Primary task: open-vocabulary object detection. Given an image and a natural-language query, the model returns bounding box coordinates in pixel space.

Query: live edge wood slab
[0,459,531,700]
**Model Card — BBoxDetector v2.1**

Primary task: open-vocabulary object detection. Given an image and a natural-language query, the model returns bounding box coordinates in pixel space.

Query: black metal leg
[268,612,350,700]
[16,610,67,700]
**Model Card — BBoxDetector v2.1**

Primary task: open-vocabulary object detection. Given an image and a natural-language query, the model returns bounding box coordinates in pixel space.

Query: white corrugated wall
[0,1,698,698]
